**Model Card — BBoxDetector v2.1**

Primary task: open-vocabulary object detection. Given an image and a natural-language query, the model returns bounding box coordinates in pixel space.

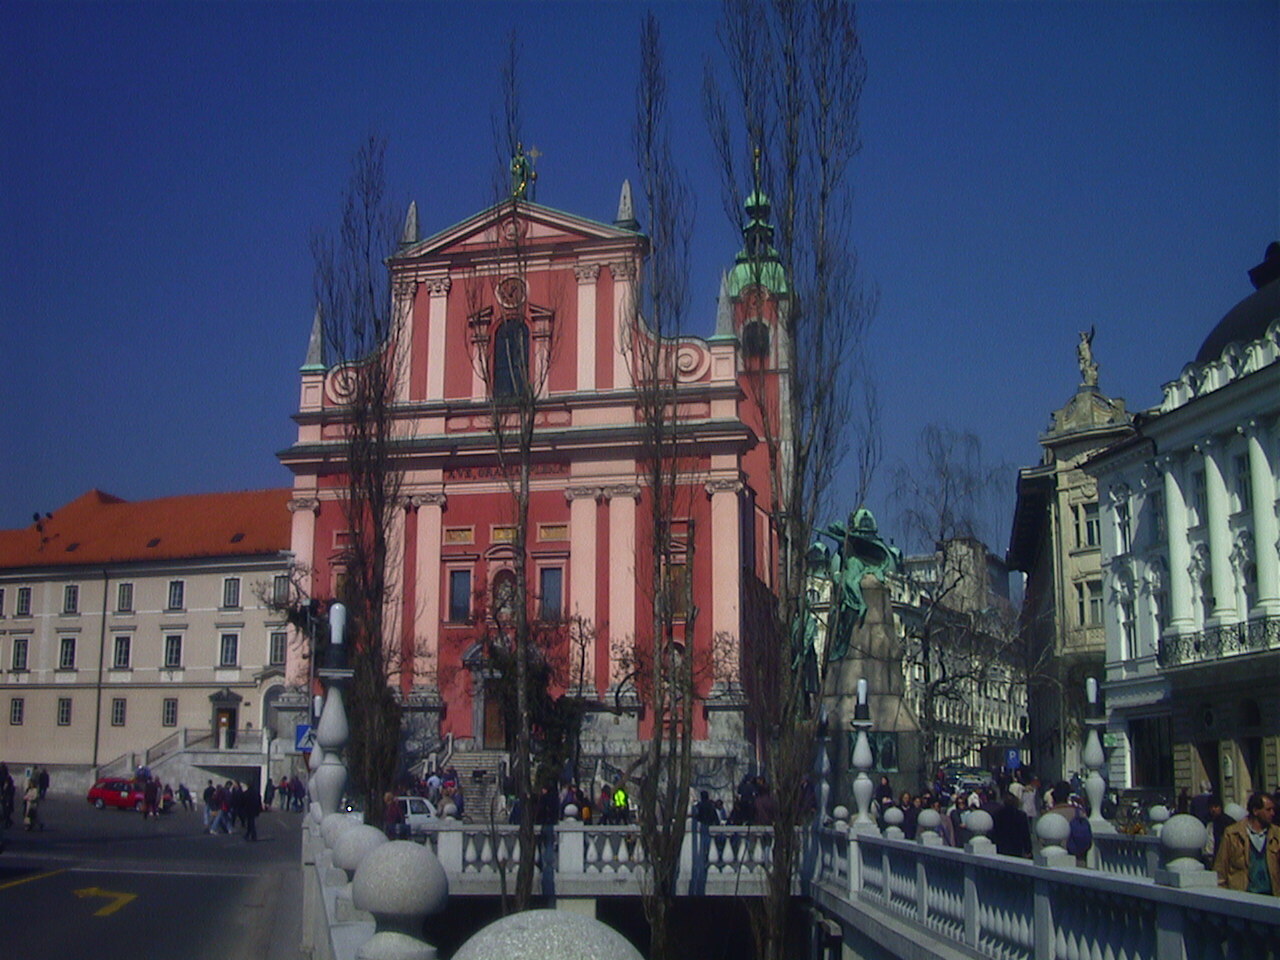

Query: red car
[87,778,146,811]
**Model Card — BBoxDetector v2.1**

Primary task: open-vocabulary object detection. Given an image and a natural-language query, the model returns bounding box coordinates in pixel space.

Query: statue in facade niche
[793,508,901,690]
[1077,325,1099,387]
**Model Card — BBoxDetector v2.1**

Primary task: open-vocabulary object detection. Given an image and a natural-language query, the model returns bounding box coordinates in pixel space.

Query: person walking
[243,785,262,841]
[22,779,41,831]
[263,778,276,812]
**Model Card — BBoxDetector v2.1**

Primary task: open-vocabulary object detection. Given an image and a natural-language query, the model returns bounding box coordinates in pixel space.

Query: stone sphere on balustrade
[1224,802,1246,823]
[1161,814,1208,866]
[563,804,579,820]
[452,909,644,960]
[322,812,361,848]
[832,805,849,823]
[333,824,389,875]
[352,840,449,921]
[1148,804,1170,826]
[883,806,904,827]
[440,802,458,820]
[1035,812,1071,848]
[917,809,941,831]
[964,809,993,837]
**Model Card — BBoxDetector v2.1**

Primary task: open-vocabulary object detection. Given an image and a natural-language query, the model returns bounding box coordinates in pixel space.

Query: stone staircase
[446,750,508,823]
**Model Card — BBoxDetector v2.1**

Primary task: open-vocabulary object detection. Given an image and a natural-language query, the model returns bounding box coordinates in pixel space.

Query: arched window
[493,319,529,399]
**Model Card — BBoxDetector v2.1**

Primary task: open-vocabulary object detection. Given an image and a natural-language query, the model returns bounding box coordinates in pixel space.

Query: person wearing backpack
[1047,781,1091,861]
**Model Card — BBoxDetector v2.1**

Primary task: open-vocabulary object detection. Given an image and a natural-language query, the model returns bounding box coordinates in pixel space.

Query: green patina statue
[794,507,901,684]
[510,143,534,200]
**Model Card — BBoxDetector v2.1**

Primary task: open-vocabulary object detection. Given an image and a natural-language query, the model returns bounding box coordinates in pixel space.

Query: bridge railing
[810,827,1280,960]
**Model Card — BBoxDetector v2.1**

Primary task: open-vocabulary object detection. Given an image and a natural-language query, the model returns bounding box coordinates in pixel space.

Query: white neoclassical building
[1086,243,1280,804]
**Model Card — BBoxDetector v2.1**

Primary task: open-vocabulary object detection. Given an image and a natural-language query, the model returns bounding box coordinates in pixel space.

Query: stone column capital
[408,493,446,511]
[705,478,744,497]
[610,260,636,282]
[564,485,603,503]
[602,484,641,501]
[426,277,452,297]
[287,497,320,515]
[573,263,601,283]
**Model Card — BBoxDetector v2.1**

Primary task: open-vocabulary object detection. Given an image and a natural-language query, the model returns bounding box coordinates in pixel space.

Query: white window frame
[16,586,31,617]
[161,698,178,727]
[11,636,28,671]
[222,577,241,609]
[116,582,134,613]
[0,586,5,617]
[167,580,185,611]
[63,583,79,614]
[59,635,76,670]
[269,630,287,666]
[57,697,72,726]
[112,635,131,670]
[538,565,564,621]
[272,574,290,605]
[219,633,239,668]
[163,634,183,669]
[447,568,472,623]
[110,697,126,727]
[9,698,23,726]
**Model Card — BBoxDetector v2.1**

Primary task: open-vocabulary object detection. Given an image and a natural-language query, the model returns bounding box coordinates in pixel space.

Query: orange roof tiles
[0,489,292,570]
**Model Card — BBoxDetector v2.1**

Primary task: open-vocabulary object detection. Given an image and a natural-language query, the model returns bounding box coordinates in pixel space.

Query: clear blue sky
[2,1,1276,552]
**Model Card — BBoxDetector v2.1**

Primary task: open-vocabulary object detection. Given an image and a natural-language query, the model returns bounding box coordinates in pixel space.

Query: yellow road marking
[74,885,138,916]
[0,868,66,891]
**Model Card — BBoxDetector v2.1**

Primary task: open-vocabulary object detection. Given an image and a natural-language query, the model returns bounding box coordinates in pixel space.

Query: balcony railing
[1157,615,1280,669]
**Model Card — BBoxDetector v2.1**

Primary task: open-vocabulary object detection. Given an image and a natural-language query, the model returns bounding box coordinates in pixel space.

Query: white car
[396,795,438,835]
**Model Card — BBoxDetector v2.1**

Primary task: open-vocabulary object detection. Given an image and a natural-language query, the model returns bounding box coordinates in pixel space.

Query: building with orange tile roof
[0,488,299,794]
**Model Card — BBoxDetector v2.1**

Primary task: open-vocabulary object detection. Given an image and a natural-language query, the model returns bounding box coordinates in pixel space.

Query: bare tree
[705,2,875,956]
[310,134,408,822]
[891,425,1023,782]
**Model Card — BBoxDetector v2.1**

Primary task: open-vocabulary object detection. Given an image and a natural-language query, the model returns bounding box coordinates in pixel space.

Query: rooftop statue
[1077,325,1099,388]
[509,143,535,200]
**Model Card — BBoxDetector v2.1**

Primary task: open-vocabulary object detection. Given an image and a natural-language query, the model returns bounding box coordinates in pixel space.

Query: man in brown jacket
[1214,793,1280,895]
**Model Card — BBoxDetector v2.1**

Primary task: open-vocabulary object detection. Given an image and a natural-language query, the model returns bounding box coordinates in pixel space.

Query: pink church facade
[278,189,784,777]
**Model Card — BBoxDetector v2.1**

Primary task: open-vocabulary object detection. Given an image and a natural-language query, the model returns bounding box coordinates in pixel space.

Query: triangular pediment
[393,200,643,264]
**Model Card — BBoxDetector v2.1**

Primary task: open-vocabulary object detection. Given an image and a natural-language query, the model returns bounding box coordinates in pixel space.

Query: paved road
[0,794,303,960]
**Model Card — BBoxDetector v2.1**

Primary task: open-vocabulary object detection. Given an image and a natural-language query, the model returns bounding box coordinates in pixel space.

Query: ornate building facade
[278,186,791,791]
[1086,243,1280,804]
[1008,347,1134,783]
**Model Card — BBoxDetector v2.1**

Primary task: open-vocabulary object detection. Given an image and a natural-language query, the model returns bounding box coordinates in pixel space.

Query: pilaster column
[574,264,600,391]
[1197,438,1237,622]
[287,496,321,687]
[565,486,602,694]
[610,261,635,389]
[706,478,743,683]
[1242,420,1280,611]
[426,277,450,401]
[412,493,446,687]
[604,483,640,687]
[392,279,416,404]
[1160,457,1194,631]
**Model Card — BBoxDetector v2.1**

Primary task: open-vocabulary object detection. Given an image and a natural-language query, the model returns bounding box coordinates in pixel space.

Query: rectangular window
[1192,470,1207,524]
[219,633,238,667]
[116,582,134,613]
[491,525,516,544]
[1120,599,1136,660]
[222,577,241,609]
[1072,505,1082,548]
[448,570,472,623]
[269,631,287,666]
[1234,455,1252,513]
[63,583,79,614]
[167,580,185,610]
[112,635,131,669]
[16,586,31,616]
[0,587,5,616]
[111,698,126,727]
[538,523,569,542]
[538,567,563,621]
[59,636,76,670]
[272,574,290,605]
[1148,491,1165,546]
[163,634,183,669]
[161,698,178,727]
[1087,580,1104,626]
[57,697,72,726]
[1116,500,1132,554]
[444,527,474,545]
[9,698,23,725]
[11,637,28,671]
[1083,503,1100,548]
